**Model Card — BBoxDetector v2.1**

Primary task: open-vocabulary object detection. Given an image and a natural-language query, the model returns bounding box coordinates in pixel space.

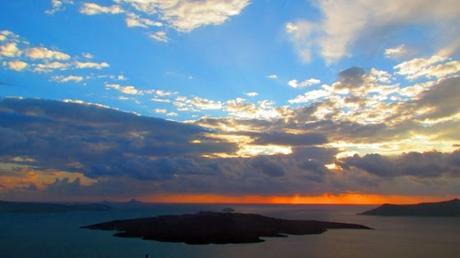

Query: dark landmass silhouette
[83,211,371,245]
[0,200,111,213]
[360,198,460,217]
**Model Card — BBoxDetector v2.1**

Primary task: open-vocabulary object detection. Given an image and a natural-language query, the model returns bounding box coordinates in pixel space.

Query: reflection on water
[1,204,459,258]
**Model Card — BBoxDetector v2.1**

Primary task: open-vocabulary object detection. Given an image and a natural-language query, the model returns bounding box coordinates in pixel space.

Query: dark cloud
[0,98,236,180]
[340,150,460,178]
[253,132,327,146]
[251,157,285,177]
[416,77,460,119]
[336,67,366,89]
[2,88,460,201]
[0,99,342,198]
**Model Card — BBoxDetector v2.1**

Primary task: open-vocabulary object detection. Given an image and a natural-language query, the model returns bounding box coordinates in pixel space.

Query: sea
[1,204,459,258]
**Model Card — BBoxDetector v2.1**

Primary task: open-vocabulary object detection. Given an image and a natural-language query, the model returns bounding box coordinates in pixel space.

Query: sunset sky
[0,0,459,204]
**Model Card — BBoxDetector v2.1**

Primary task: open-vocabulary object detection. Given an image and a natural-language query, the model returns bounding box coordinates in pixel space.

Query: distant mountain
[0,200,111,213]
[360,199,460,217]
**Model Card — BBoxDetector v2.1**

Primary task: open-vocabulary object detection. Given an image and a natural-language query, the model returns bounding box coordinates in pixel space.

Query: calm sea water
[1,204,459,258]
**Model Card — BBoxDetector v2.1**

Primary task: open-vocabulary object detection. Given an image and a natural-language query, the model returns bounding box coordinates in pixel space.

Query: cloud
[33,62,71,72]
[267,74,278,80]
[286,0,460,63]
[413,77,460,119]
[152,97,171,103]
[288,88,331,104]
[80,2,124,15]
[154,108,167,114]
[0,31,110,79]
[254,132,327,146]
[0,98,235,179]
[46,0,73,14]
[174,96,223,111]
[154,108,178,117]
[149,31,168,42]
[25,47,71,60]
[285,21,315,62]
[245,92,258,97]
[65,0,250,43]
[251,157,285,177]
[225,98,283,120]
[0,42,21,57]
[384,44,407,59]
[2,98,460,200]
[151,89,177,97]
[51,75,84,83]
[288,78,321,89]
[125,12,162,28]
[340,150,460,178]
[120,0,250,32]
[395,55,460,80]
[82,52,94,59]
[74,61,110,69]
[105,83,141,95]
[5,60,28,71]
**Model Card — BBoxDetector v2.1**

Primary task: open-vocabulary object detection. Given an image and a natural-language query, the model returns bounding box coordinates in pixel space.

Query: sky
[0,0,460,204]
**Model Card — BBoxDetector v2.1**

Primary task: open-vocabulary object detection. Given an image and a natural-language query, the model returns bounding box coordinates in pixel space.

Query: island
[360,198,460,217]
[0,200,111,213]
[82,211,371,244]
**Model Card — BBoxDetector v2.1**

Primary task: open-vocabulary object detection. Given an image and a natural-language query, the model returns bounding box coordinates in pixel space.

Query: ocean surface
[1,204,460,258]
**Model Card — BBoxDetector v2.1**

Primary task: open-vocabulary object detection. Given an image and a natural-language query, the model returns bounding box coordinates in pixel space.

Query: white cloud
[285,21,315,62]
[166,112,178,117]
[80,2,124,15]
[394,55,460,80]
[51,75,84,83]
[46,0,73,14]
[288,78,320,89]
[121,0,250,32]
[384,44,407,59]
[368,68,392,84]
[174,96,223,111]
[26,47,71,60]
[288,89,330,104]
[150,89,176,96]
[267,74,278,80]
[50,0,250,43]
[125,12,162,28]
[286,0,460,63]
[0,42,21,57]
[0,30,111,82]
[152,97,171,103]
[154,108,167,114]
[105,83,141,95]
[0,31,12,41]
[81,52,94,59]
[149,31,168,42]
[74,61,109,69]
[225,98,282,120]
[154,109,178,117]
[33,62,71,72]
[5,60,28,71]
[245,92,258,97]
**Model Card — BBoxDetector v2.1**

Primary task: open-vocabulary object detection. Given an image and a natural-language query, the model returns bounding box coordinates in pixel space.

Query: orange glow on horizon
[140,193,454,205]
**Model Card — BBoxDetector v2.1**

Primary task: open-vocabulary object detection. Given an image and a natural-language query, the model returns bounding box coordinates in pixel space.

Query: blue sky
[2,0,452,120]
[1,0,460,202]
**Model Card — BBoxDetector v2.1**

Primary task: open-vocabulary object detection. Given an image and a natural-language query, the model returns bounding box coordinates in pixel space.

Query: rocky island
[83,211,371,244]
[360,198,460,217]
